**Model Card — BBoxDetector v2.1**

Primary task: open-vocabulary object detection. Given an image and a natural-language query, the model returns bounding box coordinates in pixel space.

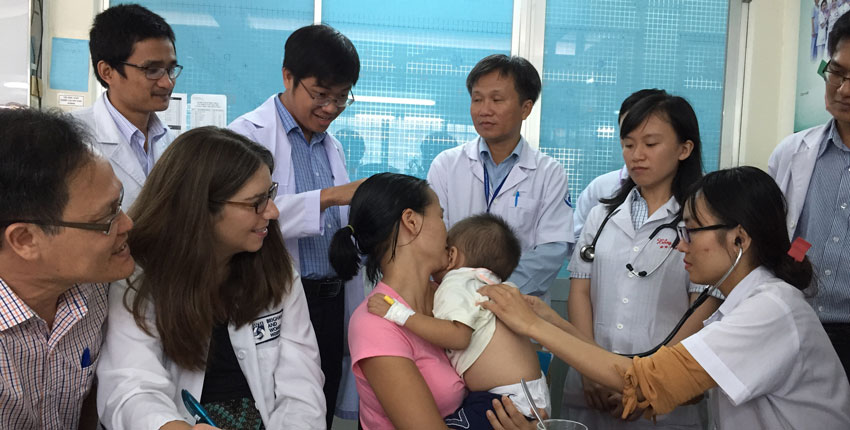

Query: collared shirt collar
[821,118,850,158]
[0,277,35,331]
[711,266,776,322]
[625,187,679,222]
[274,93,327,145]
[478,137,523,164]
[103,93,168,145]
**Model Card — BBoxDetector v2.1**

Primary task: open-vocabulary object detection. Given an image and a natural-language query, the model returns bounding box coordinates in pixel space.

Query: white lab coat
[228,95,365,416]
[573,165,627,240]
[682,266,850,429]
[72,93,175,209]
[427,136,573,251]
[767,123,827,237]
[564,192,703,429]
[96,268,326,430]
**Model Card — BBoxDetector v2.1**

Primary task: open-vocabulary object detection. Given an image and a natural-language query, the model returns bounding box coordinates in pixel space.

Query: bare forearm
[528,318,632,392]
[568,278,595,341]
[405,314,473,350]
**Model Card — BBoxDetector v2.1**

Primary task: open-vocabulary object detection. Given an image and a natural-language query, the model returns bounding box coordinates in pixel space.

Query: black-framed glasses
[822,61,850,88]
[676,223,736,244]
[121,62,183,80]
[213,182,278,214]
[1,189,124,235]
[299,82,355,108]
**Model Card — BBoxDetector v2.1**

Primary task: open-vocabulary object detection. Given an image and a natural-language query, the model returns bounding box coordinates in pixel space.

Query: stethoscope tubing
[617,246,743,358]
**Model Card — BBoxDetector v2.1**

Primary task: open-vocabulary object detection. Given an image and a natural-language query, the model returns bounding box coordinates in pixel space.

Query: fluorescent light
[3,82,28,89]
[357,95,436,106]
[596,126,615,138]
[354,113,396,122]
[247,17,303,31]
[586,77,595,84]
[159,12,219,27]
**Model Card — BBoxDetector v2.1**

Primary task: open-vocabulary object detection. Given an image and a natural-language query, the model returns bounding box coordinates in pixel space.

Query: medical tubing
[618,247,742,359]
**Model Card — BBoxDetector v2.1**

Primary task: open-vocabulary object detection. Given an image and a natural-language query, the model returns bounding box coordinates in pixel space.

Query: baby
[369,213,549,423]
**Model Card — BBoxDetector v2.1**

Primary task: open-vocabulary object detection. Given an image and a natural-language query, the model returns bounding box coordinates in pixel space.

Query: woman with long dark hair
[96,127,324,430]
[480,166,850,429]
[330,173,535,430]
[565,93,721,429]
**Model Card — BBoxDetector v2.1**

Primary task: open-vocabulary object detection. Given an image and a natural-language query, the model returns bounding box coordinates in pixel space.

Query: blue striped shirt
[274,96,341,278]
[479,138,521,195]
[0,277,108,429]
[630,187,650,231]
[103,94,167,176]
[795,120,850,323]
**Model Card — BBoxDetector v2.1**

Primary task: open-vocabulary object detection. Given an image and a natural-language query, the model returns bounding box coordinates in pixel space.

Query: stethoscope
[579,208,682,278]
[618,245,743,358]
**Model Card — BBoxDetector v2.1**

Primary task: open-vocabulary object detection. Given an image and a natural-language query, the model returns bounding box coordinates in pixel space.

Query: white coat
[564,191,703,429]
[96,269,326,430]
[767,123,827,237]
[228,94,365,416]
[72,93,175,209]
[681,266,850,429]
[427,137,573,251]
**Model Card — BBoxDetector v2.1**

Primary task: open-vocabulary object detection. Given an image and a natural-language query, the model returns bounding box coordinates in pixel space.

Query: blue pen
[181,389,218,427]
[80,347,91,368]
[514,191,519,207]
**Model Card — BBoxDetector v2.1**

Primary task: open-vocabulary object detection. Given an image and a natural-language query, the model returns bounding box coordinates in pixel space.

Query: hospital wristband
[383,301,415,326]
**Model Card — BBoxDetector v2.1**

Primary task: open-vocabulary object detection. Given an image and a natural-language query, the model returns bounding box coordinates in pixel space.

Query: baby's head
[441,213,522,282]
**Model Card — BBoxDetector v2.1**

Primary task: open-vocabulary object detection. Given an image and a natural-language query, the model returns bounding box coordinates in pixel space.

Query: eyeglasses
[676,223,736,244]
[299,82,355,108]
[213,182,278,214]
[823,61,850,87]
[121,62,183,80]
[1,189,125,235]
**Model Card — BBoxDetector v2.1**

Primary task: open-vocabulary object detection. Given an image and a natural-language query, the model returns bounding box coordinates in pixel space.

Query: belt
[302,277,344,299]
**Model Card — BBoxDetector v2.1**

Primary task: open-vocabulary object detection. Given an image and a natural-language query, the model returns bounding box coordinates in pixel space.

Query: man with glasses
[73,4,179,208]
[770,11,850,382]
[0,108,135,429]
[229,24,364,428]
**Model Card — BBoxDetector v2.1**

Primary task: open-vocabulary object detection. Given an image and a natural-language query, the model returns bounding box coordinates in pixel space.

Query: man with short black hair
[229,24,364,427]
[770,11,850,382]
[0,108,134,429]
[74,3,179,208]
[428,54,573,302]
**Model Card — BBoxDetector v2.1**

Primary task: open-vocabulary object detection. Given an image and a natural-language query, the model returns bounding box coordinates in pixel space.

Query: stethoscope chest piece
[579,244,596,262]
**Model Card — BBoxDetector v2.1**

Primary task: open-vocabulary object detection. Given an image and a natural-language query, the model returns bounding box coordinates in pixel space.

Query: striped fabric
[103,93,167,175]
[0,278,108,429]
[274,96,341,279]
[629,187,649,231]
[795,121,850,324]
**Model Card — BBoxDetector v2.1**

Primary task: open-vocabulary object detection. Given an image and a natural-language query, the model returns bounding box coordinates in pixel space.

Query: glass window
[322,0,513,179]
[117,0,314,124]
[539,0,729,198]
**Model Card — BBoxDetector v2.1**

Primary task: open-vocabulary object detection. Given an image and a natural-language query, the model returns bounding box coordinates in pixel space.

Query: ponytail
[329,226,361,282]
[772,253,814,292]
[328,173,432,284]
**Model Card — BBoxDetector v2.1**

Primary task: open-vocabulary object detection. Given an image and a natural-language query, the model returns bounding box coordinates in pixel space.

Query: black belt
[302,277,344,299]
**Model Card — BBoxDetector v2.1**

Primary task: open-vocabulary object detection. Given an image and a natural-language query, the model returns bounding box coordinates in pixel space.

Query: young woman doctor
[565,93,722,429]
[481,167,850,430]
[96,127,325,430]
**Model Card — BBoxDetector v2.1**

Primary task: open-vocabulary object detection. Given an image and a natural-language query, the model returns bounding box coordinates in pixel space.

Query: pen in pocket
[80,347,91,368]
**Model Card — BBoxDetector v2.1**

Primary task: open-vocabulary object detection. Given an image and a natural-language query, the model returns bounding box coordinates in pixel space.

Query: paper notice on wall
[160,93,187,133]
[57,93,85,107]
[190,94,227,128]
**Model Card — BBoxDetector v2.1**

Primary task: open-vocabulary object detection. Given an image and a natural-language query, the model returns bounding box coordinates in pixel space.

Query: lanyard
[483,165,510,213]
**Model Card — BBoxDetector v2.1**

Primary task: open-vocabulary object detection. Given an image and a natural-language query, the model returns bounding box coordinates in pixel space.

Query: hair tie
[787,237,812,263]
[345,225,355,235]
